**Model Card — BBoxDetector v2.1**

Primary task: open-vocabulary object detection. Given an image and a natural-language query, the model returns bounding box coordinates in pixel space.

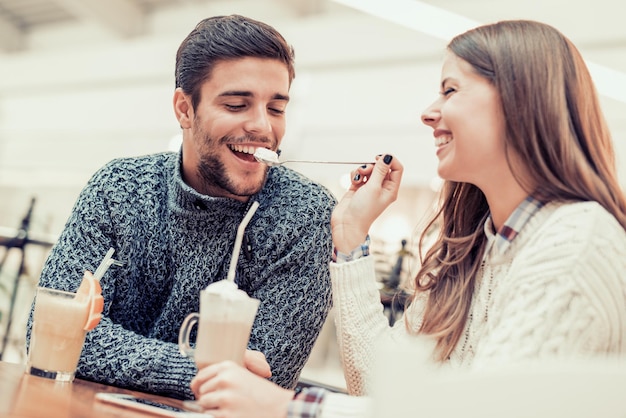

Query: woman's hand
[331,154,403,253]
[243,349,271,378]
[190,361,294,418]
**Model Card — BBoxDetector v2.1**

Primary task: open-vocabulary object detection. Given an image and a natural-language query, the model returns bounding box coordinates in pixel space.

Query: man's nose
[244,106,272,135]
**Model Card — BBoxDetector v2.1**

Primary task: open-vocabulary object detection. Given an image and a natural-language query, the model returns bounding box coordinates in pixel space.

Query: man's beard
[196,134,270,198]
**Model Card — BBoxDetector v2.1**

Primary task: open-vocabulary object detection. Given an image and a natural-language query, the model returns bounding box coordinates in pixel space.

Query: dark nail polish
[361,165,367,169]
[383,154,393,164]
[353,173,361,181]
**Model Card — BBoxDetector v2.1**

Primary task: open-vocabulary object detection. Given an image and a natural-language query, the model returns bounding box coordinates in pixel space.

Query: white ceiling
[0,0,625,190]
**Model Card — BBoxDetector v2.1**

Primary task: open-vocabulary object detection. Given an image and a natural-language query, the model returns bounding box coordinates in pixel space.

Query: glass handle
[178,313,198,358]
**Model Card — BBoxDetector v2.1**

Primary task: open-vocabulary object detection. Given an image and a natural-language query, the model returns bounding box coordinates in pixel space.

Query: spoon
[253,148,371,166]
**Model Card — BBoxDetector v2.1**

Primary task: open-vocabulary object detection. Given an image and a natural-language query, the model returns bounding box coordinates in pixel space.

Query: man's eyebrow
[219,90,252,98]
[219,91,290,102]
[274,93,290,102]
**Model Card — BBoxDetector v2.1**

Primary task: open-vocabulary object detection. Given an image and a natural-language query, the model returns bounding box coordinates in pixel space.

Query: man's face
[174,57,290,201]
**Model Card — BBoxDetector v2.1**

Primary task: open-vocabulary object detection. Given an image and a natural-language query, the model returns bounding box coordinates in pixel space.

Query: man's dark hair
[175,14,296,110]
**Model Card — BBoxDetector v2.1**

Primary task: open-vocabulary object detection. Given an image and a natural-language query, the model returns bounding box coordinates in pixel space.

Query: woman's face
[421,51,510,190]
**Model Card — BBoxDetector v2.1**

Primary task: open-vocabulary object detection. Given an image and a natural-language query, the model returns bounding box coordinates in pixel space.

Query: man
[27,15,335,399]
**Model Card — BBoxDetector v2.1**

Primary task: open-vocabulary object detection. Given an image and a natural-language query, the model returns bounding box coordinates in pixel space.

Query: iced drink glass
[26,287,90,382]
[179,280,260,368]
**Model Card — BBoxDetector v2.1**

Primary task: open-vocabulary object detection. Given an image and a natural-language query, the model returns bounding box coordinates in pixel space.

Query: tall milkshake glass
[27,287,91,382]
[26,248,115,382]
[179,280,260,368]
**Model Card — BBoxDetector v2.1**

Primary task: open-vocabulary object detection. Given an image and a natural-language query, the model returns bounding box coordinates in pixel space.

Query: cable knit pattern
[26,151,336,399]
[331,201,626,396]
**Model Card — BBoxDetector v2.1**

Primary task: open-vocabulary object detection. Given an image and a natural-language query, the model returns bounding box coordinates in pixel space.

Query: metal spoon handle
[281,160,372,165]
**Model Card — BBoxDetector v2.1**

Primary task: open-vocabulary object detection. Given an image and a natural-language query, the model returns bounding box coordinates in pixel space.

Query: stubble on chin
[197,156,268,198]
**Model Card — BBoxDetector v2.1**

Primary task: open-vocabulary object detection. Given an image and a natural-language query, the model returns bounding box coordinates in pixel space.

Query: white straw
[226,201,260,282]
[93,248,115,281]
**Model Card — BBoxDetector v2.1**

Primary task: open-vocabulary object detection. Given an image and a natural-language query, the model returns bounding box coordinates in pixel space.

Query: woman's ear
[173,88,193,129]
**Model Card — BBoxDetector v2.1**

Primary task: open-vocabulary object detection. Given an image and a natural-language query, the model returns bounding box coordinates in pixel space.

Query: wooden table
[0,361,189,417]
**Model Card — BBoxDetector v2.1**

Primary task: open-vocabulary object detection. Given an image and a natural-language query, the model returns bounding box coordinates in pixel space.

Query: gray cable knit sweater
[27,151,336,399]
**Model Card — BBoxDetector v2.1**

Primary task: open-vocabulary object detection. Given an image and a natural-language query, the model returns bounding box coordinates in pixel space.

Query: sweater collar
[168,150,249,214]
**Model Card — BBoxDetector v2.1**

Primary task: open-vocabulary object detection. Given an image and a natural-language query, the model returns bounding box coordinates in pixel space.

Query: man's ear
[173,88,193,129]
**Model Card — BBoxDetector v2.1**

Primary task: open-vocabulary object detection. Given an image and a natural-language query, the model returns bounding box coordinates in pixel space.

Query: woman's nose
[421,102,440,127]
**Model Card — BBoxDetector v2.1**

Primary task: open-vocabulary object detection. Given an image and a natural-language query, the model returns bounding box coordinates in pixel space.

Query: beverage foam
[204,279,250,300]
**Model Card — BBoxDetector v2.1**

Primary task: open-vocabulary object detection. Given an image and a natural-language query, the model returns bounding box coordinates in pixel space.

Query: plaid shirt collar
[484,195,544,254]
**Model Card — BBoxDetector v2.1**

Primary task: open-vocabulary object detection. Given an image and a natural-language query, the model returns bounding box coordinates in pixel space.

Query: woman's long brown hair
[411,20,626,361]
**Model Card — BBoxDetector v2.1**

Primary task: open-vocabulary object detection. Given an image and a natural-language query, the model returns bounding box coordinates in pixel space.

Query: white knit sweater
[323,201,626,416]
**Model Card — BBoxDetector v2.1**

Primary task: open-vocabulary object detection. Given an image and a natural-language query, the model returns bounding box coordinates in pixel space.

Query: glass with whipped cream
[178,280,260,368]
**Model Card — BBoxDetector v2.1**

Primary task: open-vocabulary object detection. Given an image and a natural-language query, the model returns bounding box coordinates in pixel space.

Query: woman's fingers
[191,361,294,418]
[380,154,403,198]
[190,362,220,397]
[192,350,271,398]
[193,362,237,402]
[350,163,374,187]
[369,154,401,186]
[331,154,403,253]
[195,387,221,411]
[243,349,271,378]
[353,154,403,204]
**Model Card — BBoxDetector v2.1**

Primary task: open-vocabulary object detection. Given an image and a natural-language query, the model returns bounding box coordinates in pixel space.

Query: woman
[191,20,626,417]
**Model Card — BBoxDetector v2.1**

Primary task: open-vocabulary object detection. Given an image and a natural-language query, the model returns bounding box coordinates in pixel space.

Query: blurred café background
[1,0,625,388]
